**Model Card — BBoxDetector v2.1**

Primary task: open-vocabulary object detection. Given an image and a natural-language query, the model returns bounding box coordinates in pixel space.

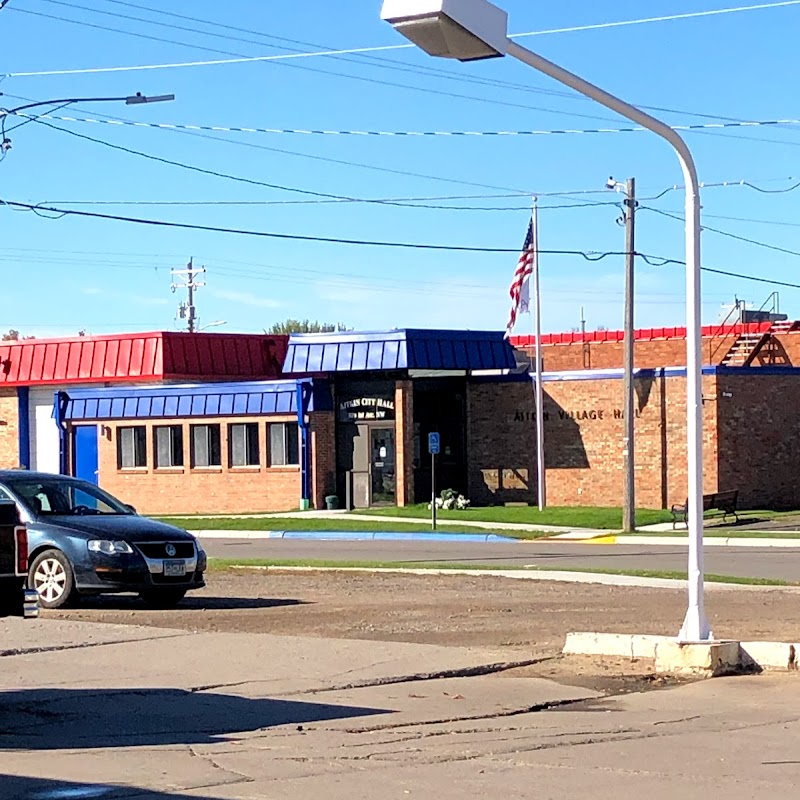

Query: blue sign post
[428,432,440,530]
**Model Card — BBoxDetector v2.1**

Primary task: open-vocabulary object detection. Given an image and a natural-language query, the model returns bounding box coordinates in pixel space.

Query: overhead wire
[641,206,800,259]
[29,119,544,206]
[17,109,800,143]
[3,6,623,124]
[20,0,775,128]
[8,0,800,78]
[1,198,636,255]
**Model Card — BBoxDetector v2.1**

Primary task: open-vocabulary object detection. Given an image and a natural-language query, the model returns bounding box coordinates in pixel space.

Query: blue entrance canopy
[61,379,323,421]
[283,329,516,374]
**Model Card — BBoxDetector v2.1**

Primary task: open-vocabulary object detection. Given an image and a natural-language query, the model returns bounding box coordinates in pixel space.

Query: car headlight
[88,540,133,555]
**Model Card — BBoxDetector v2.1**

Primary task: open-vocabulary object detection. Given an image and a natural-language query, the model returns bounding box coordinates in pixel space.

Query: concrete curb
[226,565,800,592]
[548,534,800,548]
[196,529,519,543]
[564,631,800,673]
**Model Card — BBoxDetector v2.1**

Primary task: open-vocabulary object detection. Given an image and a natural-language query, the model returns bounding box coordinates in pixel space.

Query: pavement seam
[338,696,599,734]
[0,632,193,659]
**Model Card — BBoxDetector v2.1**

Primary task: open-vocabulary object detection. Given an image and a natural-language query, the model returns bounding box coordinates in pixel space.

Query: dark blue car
[0,471,206,609]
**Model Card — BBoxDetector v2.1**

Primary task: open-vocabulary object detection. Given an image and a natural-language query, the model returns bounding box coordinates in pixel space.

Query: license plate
[163,560,186,577]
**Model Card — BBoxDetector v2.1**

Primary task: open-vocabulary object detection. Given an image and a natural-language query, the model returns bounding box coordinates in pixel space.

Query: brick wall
[0,389,19,469]
[466,375,719,509]
[309,410,335,509]
[467,381,536,505]
[521,335,746,373]
[92,415,300,515]
[395,380,414,506]
[716,372,800,509]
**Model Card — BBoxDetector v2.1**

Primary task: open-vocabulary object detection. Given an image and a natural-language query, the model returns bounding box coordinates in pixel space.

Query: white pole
[532,200,546,511]
[505,40,709,640]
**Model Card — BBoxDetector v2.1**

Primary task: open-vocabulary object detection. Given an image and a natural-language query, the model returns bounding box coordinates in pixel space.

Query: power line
[27,117,532,202]
[642,206,800,259]
[4,5,622,124]
[2,198,641,257]
[9,0,800,78]
[24,0,774,128]
[21,109,800,139]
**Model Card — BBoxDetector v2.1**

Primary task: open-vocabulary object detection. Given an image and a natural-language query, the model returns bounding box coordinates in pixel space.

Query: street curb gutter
[196,530,520,542]
[563,631,800,674]
[226,565,800,592]
[550,534,800,548]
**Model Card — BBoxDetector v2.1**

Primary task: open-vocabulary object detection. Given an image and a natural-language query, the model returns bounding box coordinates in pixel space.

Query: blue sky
[2,0,800,338]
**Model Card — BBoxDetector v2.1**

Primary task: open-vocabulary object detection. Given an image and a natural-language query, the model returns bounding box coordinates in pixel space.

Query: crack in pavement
[0,632,191,658]
[188,744,257,785]
[188,656,556,696]
[339,695,598,733]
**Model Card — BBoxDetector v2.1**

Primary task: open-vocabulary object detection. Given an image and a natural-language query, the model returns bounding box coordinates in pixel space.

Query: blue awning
[62,379,320,421]
[283,329,516,374]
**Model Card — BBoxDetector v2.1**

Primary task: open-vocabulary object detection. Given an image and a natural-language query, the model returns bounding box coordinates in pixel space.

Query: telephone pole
[622,178,637,532]
[171,258,205,333]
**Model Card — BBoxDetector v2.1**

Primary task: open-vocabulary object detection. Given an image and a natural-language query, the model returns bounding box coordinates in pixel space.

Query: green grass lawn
[208,558,793,586]
[355,504,673,529]
[160,516,551,540]
[636,528,800,539]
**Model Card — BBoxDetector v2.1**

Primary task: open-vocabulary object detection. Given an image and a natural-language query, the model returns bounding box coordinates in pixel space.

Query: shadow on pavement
[70,596,308,611]
[3,773,232,800]
[0,687,388,749]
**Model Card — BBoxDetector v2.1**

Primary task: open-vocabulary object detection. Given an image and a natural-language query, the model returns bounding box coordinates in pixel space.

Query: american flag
[506,217,535,334]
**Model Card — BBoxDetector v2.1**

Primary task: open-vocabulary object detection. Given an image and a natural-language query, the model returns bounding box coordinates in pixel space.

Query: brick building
[509,318,800,510]
[1,322,800,514]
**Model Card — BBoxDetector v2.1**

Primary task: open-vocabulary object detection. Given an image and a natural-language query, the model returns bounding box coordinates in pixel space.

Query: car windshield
[0,477,133,517]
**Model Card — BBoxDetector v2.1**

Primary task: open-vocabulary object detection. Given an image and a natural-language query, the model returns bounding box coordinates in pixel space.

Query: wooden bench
[670,490,739,528]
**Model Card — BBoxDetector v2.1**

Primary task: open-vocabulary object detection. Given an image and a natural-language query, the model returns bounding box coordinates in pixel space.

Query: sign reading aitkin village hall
[514,408,641,422]
[339,397,396,422]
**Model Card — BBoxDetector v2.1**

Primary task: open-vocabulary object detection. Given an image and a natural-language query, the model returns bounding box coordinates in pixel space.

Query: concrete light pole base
[563,632,800,677]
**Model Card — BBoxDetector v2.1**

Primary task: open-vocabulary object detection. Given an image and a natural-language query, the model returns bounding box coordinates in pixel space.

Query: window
[269,423,299,466]
[154,425,184,468]
[191,424,221,468]
[118,426,146,469]
[229,423,260,467]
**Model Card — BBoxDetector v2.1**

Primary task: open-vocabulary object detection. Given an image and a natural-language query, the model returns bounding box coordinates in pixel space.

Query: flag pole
[532,198,546,511]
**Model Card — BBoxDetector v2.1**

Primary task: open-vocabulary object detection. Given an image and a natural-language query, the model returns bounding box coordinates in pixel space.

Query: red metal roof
[510,321,778,348]
[0,332,288,387]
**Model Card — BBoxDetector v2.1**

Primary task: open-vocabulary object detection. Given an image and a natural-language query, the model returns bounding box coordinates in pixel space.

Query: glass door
[370,427,396,505]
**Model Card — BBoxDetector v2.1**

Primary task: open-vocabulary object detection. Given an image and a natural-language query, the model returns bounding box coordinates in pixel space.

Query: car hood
[30,515,196,542]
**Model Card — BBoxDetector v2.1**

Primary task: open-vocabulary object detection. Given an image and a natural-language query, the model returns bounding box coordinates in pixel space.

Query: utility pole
[622,178,637,532]
[171,258,206,333]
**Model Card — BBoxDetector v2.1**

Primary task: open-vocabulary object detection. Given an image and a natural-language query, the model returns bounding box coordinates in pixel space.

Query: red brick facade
[395,380,415,506]
[466,374,720,510]
[90,415,302,516]
[716,372,800,509]
[0,389,20,470]
[310,411,336,510]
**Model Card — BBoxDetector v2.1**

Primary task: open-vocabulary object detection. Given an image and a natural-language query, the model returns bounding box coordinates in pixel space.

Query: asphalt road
[200,538,800,581]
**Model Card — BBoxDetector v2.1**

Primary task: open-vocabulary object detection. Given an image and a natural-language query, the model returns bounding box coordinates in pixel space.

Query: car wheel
[139,588,187,608]
[29,549,77,609]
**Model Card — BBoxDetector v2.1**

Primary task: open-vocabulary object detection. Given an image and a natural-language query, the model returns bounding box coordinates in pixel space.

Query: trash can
[325,495,339,511]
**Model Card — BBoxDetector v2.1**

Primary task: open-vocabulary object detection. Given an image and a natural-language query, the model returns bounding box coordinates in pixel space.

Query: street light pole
[1,93,175,152]
[381,0,710,641]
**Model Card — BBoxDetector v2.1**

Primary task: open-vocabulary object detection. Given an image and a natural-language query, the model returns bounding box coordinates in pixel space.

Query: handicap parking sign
[428,432,440,455]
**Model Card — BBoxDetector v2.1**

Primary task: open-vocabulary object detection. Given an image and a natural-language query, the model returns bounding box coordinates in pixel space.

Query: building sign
[514,408,641,423]
[338,397,396,422]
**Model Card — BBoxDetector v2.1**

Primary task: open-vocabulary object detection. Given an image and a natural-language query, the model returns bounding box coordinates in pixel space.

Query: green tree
[268,319,351,335]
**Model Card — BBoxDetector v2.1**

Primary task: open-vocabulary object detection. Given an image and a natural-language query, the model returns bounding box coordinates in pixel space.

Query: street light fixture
[381,0,710,642]
[0,92,175,152]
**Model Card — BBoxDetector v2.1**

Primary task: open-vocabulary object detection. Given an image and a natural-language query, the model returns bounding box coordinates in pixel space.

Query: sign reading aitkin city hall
[339,397,396,422]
